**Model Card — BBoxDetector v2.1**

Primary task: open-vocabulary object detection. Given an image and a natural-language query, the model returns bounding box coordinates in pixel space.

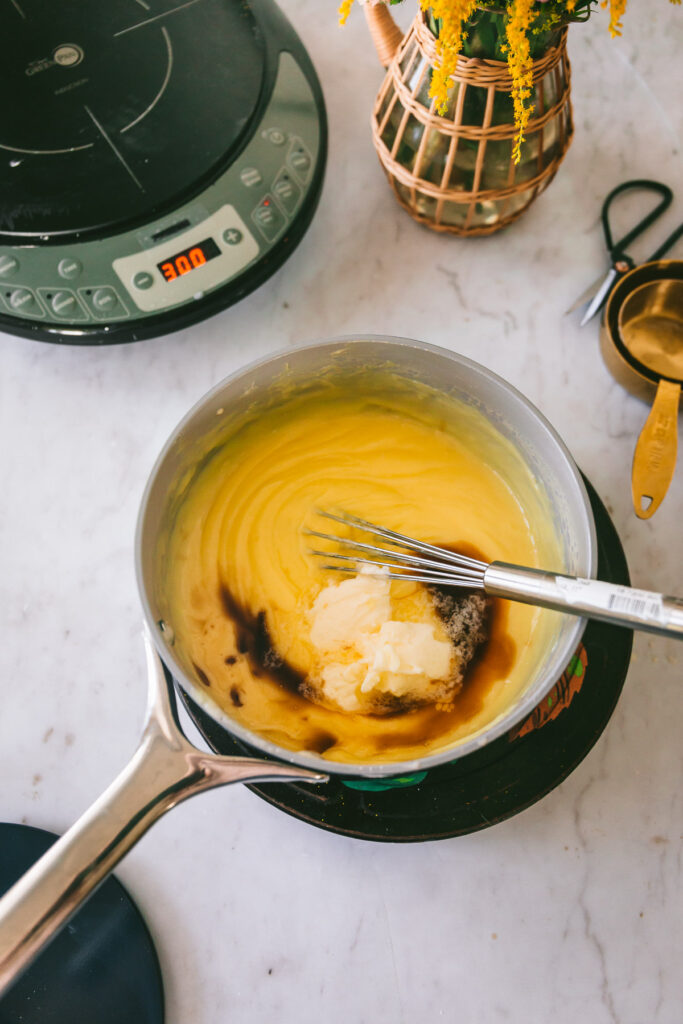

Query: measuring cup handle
[632,378,680,519]
[0,633,325,998]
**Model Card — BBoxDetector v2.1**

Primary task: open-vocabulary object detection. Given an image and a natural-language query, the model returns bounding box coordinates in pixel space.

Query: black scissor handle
[602,179,673,263]
[649,222,683,262]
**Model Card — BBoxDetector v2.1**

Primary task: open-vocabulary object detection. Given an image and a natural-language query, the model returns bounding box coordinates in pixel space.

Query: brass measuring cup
[601,260,683,519]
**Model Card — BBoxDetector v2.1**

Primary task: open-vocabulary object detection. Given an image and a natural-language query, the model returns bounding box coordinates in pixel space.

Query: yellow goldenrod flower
[420,0,478,113]
[339,0,354,25]
[603,0,627,37]
[504,0,534,163]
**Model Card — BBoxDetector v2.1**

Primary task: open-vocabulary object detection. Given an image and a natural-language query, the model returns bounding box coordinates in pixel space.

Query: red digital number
[189,247,207,268]
[160,261,177,281]
[175,255,191,275]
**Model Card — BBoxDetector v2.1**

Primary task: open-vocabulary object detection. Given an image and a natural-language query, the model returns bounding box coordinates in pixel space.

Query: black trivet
[180,478,631,842]
[0,824,164,1023]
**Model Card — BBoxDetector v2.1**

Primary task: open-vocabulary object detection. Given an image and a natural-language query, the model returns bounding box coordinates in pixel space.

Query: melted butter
[163,373,563,764]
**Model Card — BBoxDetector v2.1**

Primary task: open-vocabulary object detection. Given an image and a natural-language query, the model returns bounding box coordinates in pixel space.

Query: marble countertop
[2,2,681,1021]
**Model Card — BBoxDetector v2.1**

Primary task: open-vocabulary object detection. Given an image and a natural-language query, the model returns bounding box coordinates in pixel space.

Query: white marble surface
[2,2,682,1022]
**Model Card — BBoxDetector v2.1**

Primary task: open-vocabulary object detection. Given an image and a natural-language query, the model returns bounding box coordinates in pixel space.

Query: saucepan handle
[0,632,326,998]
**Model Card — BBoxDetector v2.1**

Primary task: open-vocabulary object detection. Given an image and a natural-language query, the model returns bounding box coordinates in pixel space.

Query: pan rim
[134,334,597,778]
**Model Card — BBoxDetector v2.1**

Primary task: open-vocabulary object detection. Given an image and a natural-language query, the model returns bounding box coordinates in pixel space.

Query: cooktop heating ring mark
[1,4,172,156]
[2,24,174,152]
[120,27,173,134]
[114,0,205,38]
[84,105,145,191]
[0,140,94,155]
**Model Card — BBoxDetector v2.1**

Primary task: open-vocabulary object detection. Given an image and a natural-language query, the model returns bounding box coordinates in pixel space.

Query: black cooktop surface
[0,824,164,1024]
[1,0,266,239]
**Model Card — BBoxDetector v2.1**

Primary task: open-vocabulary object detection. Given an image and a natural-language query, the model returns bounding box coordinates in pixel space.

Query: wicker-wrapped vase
[366,5,573,236]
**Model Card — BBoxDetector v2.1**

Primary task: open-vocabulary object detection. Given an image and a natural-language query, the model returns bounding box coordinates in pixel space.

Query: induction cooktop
[0,0,327,343]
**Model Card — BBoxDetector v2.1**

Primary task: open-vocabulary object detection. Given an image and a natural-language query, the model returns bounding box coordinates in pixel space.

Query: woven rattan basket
[365,5,573,236]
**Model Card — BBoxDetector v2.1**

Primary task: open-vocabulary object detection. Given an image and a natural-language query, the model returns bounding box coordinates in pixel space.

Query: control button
[57,257,82,280]
[262,127,287,146]
[51,291,77,316]
[272,170,302,216]
[8,287,43,317]
[133,271,154,290]
[79,286,128,320]
[240,167,262,188]
[287,140,312,184]
[40,288,87,321]
[251,195,286,242]
[92,287,116,312]
[0,254,19,278]
[223,228,243,245]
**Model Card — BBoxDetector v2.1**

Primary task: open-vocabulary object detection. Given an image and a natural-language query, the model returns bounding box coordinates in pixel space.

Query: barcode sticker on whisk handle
[555,577,667,624]
[606,589,665,620]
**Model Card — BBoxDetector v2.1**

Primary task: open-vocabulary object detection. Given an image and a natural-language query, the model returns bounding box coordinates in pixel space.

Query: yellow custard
[163,373,563,764]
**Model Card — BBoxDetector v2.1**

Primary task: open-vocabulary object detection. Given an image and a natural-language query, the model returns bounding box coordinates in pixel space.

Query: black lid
[0,823,164,1023]
[0,0,265,240]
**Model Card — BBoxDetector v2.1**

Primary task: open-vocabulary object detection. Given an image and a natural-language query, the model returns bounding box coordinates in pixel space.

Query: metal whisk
[308,511,683,640]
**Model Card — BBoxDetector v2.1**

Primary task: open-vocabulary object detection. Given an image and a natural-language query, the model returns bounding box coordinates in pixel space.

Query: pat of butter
[309,569,391,651]
[359,621,453,694]
[308,569,453,710]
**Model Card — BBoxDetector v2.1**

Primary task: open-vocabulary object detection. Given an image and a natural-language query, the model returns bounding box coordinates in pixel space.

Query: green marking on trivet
[342,771,429,792]
[547,695,554,708]
[567,654,584,678]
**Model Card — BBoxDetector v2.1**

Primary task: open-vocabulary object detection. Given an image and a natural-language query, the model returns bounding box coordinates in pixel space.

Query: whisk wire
[306,532,484,580]
[315,510,487,571]
[319,564,486,588]
[309,548,479,584]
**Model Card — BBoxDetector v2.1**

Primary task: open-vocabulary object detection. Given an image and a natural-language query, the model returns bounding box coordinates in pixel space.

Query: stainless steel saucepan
[0,336,597,996]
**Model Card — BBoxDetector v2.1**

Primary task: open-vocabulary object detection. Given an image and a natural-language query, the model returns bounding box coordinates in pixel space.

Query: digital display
[158,237,220,282]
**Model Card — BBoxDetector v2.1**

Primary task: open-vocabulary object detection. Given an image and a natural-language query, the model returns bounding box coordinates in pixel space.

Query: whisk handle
[484,563,683,639]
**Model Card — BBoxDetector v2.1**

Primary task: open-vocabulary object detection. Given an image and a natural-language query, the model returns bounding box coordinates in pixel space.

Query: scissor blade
[565,273,607,316]
[579,267,618,327]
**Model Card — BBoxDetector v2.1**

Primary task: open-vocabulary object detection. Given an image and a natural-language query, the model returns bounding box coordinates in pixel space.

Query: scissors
[570,179,683,327]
